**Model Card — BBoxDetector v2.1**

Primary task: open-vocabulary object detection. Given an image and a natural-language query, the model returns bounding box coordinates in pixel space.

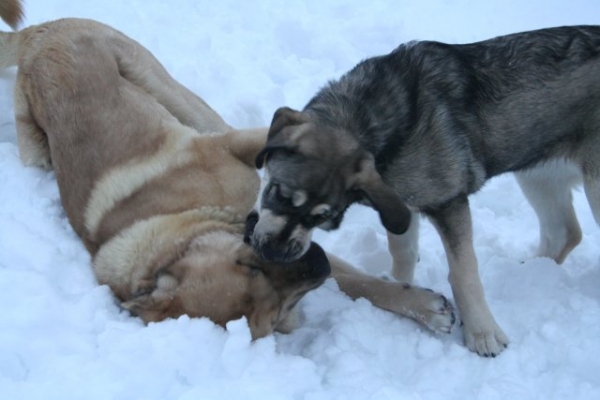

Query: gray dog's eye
[292,190,308,207]
[311,204,331,217]
[279,183,293,198]
[266,183,278,196]
[271,183,309,208]
[267,183,288,201]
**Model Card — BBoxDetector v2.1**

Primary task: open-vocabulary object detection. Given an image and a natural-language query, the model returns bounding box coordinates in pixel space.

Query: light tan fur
[1,15,328,338]
[1,3,454,337]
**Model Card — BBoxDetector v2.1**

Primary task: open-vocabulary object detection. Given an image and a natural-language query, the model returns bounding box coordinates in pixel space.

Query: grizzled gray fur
[248,25,600,357]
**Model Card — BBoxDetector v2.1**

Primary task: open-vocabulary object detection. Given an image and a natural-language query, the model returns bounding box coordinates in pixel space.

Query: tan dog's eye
[237,260,262,278]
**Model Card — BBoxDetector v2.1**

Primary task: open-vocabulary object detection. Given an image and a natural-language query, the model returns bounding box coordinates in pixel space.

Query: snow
[1,0,599,399]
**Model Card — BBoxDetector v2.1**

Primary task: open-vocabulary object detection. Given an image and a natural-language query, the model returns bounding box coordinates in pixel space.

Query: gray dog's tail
[0,0,24,30]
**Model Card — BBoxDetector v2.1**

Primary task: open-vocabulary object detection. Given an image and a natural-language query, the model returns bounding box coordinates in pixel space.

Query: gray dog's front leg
[388,210,420,283]
[427,196,509,357]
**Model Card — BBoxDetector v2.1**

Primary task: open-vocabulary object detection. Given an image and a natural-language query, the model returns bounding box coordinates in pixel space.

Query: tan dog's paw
[383,284,456,334]
[409,287,456,334]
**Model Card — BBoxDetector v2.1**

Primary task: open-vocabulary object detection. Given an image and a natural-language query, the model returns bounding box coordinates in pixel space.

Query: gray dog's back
[305,25,600,206]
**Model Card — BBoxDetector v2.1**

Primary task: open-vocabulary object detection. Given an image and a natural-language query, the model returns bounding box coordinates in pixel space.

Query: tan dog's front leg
[427,196,509,357]
[225,127,269,168]
[328,253,455,334]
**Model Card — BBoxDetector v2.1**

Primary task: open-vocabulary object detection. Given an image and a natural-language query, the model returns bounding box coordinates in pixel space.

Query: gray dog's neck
[303,50,416,173]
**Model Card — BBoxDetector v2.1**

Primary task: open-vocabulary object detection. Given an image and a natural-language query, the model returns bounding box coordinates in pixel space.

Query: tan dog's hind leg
[329,253,455,334]
[14,81,52,169]
[111,35,231,135]
[515,163,582,264]
[428,196,509,357]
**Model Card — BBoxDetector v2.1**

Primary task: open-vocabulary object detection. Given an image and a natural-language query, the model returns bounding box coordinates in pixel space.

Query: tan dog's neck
[93,207,244,301]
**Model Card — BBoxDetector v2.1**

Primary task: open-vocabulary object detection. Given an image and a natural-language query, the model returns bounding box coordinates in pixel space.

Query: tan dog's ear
[352,155,411,235]
[121,271,179,320]
[255,107,306,168]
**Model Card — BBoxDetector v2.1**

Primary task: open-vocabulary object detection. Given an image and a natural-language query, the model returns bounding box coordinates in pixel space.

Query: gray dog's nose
[245,210,298,261]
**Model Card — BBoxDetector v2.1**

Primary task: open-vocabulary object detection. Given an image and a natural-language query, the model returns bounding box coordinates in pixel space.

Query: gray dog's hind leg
[388,210,420,283]
[584,175,600,226]
[515,162,582,264]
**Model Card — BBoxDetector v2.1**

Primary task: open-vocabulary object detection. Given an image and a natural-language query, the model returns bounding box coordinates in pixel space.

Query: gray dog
[248,25,600,357]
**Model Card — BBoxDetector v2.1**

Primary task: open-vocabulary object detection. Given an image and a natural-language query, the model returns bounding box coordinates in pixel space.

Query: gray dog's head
[247,107,411,262]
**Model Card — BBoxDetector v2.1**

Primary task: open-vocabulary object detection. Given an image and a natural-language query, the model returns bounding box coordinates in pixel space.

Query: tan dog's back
[4,18,259,252]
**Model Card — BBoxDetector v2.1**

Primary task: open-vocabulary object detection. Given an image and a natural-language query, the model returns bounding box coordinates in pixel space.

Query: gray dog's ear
[255,107,306,168]
[351,156,411,235]
[268,107,306,138]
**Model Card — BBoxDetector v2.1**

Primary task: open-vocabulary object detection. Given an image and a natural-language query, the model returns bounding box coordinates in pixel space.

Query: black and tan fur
[249,25,600,356]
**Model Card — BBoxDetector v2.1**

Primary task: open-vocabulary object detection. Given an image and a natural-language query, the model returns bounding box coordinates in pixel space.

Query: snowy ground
[1,1,599,399]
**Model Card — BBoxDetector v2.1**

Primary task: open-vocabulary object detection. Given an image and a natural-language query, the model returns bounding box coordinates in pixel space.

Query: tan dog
[0,1,455,338]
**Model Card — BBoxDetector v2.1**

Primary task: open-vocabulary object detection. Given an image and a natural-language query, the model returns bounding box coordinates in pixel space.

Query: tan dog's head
[248,106,411,262]
[122,231,330,338]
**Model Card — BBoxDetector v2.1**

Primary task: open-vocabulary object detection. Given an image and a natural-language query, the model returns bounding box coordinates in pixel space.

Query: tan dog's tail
[0,0,24,68]
[0,0,24,30]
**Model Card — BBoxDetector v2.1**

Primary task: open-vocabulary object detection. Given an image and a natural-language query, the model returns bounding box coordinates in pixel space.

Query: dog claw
[463,325,510,357]
[422,294,456,334]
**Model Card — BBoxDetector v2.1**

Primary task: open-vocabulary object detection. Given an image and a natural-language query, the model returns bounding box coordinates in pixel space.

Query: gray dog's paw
[462,321,509,357]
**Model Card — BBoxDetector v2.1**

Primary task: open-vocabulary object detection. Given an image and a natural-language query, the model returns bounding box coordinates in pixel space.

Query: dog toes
[384,284,456,334]
[406,290,456,334]
[463,326,509,357]
[422,294,456,334]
